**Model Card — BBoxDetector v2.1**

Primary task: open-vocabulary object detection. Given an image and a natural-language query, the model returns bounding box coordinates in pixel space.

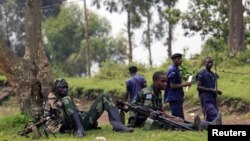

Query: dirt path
[1,97,250,125]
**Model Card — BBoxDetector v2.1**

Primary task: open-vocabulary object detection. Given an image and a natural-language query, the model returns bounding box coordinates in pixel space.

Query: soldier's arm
[197,81,216,93]
[125,81,129,102]
[170,82,191,89]
[44,98,56,117]
[196,73,216,93]
[132,90,144,106]
[159,109,184,122]
[142,77,147,88]
[169,72,191,89]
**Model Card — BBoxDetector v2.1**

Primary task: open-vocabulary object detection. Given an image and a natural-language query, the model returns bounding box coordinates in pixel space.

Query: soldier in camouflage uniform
[130,71,221,130]
[44,79,133,137]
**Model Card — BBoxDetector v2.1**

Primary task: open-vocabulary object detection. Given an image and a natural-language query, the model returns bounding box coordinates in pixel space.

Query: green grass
[66,64,250,104]
[185,65,250,103]
[0,118,207,141]
[0,75,6,81]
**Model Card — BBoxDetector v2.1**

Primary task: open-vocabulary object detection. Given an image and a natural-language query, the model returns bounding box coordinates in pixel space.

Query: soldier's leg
[81,94,112,129]
[204,102,218,122]
[82,94,133,132]
[61,96,85,137]
[169,101,185,119]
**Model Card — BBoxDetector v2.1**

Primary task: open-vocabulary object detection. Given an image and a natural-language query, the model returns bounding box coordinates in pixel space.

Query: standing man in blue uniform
[164,53,192,119]
[125,66,147,103]
[125,66,147,126]
[196,57,222,122]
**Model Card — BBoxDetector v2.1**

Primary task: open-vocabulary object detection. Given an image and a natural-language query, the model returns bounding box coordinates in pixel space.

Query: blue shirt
[196,68,217,102]
[126,74,146,102]
[164,64,184,102]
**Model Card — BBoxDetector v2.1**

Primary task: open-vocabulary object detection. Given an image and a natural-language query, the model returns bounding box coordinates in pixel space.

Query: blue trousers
[169,101,184,119]
[204,102,218,122]
[199,93,218,122]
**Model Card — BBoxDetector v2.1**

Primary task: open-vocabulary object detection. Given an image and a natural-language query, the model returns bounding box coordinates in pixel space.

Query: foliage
[44,5,127,76]
[0,0,66,56]
[182,0,228,40]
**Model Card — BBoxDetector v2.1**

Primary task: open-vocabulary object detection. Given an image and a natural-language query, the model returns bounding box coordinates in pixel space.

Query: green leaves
[44,5,126,76]
[182,0,229,40]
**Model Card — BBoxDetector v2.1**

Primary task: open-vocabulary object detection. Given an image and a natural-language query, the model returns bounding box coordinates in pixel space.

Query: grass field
[65,64,250,104]
[0,63,250,141]
[0,114,207,141]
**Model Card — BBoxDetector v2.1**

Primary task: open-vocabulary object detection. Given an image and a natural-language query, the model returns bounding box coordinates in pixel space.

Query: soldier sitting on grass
[44,79,133,138]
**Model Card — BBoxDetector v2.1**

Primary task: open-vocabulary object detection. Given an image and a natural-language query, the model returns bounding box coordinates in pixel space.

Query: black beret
[171,53,182,60]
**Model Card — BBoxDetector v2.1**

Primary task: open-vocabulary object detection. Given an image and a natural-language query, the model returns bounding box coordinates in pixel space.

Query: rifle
[18,116,51,138]
[116,101,193,131]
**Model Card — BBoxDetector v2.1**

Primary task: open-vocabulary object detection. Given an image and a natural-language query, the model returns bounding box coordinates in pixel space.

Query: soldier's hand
[217,90,222,95]
[149,111,157,119]
[184,82,192,87]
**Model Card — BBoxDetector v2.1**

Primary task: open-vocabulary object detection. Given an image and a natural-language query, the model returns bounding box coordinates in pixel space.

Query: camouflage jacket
[132,85,163,111]
[43,92,64,134]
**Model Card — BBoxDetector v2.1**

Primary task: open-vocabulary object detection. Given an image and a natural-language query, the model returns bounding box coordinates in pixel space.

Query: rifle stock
[116,101,193,131]
[18,116,51,137]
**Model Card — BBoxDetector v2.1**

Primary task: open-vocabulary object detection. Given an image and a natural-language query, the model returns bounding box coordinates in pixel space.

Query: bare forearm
[170,83,185,89]
[197,86,215,93]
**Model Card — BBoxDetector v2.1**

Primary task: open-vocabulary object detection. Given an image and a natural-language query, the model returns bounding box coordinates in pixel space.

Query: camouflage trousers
[61,94,115,130]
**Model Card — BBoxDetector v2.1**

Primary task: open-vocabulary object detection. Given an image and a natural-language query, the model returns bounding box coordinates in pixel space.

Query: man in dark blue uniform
[164,53,191,119]
[125,66,147,103]
[196,57,222,122]
[125,66,147,125]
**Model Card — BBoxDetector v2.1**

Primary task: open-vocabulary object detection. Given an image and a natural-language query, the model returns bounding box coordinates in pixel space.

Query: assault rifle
[116,101,193,131]
[18,116,51,138]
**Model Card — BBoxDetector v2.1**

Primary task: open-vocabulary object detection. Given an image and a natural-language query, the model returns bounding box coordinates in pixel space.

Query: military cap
[171,53,182,60]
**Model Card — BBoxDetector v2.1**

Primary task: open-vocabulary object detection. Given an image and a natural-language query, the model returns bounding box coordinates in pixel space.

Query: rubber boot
[69,111,85,137]
[108,107,134,132]
[193,115,201,130]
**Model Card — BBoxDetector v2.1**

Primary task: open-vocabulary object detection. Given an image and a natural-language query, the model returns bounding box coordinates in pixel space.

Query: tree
[182,0,228,40]
[0,0,53,115]
[182,0,246,55]
[44,5,127,76]
[0,0,65,56]
[149,0,180,58]
[83,0,91,76]
[228,0,246,55]
[92,0,142,63]
[135,0,154,66]
[163,0,180,58]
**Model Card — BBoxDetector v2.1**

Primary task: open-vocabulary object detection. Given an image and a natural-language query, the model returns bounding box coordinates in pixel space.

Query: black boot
[69,111,85,137]
[193,115,201,130]
[108,107,134,132]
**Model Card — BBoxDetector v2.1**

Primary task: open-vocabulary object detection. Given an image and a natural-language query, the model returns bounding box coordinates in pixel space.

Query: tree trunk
[0,0,53,115]
[83,0,91,77]
[127,10,133,63]
[167,22,173,58]
[146,9,153,67]
[167,3,173,58]
[228,0,245,55]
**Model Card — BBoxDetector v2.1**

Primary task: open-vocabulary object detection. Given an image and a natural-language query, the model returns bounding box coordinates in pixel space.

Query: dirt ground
[0,96,250,125]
